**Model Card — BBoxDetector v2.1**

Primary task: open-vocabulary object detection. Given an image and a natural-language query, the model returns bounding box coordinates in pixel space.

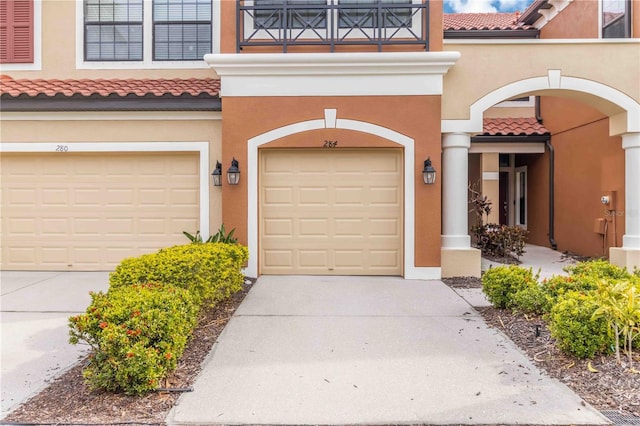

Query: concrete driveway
[0,271,109,417]
[168,275,609,425]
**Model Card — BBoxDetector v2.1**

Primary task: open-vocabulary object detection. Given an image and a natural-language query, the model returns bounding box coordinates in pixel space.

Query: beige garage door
[260,149,403,275]
[1,152,199,271]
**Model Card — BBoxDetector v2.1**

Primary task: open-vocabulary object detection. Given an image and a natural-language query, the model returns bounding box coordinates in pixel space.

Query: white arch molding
[442,70,640,135]
[245,109,439,279]
[440,70,640,273]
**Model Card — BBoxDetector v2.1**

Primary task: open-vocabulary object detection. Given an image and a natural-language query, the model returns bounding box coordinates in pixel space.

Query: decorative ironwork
[237,0,429,52]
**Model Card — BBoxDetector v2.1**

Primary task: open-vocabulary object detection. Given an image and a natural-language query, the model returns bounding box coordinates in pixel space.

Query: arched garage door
[259,148,403,275]
[1,152,199,271]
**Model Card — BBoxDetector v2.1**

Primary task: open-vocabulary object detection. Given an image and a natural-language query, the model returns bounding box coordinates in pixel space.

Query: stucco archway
[245,108,438,279]
[440,71,640,276]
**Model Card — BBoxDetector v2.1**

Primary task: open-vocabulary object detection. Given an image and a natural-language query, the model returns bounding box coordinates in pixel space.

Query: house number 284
[323,140,338,148]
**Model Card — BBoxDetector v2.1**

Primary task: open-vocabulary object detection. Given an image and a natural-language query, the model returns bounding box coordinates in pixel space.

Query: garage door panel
[1,152,199,271]
[260,149,402,276]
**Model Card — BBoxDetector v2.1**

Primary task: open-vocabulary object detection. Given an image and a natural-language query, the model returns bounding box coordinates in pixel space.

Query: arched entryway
[441,70,640,276]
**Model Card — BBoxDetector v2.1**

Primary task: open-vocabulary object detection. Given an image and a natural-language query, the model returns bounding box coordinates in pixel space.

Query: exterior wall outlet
[594,218,606,235]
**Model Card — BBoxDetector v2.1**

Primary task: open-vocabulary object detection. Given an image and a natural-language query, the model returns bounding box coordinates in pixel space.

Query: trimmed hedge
[481,265,539,309]
[548,291,613,359]
[69,283,199,395]
[109,243,249,306]
[70,241,249,395]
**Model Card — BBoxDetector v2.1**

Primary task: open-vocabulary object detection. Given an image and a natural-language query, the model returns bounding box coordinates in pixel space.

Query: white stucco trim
[0,111,222,121]
[205,52,460,97]
[442,71,640,135]
[470,142,546,154]
[0,0,42,71]
[0,142,210,238]
[246,109,438,280]
[482,172,499,181]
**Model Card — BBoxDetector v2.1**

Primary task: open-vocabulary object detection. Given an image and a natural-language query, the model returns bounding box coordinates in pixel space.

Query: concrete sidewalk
[168,275,609,425]
[0,271,109,417]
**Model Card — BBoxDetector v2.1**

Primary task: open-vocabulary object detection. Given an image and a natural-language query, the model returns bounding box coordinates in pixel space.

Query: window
[153,0,212,60]
[1,0,34,63]
[254,0,326,30]
[252,0,412,31]
[83,0,212,62]
[85,0,143,61]
[338,0,412,29]
[602,0,631,38]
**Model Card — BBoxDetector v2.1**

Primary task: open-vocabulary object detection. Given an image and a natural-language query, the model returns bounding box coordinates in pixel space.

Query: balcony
[237,0,429,52]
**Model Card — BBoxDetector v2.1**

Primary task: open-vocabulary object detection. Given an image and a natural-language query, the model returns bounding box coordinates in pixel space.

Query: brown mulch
[2,281,253,426]
[446,276,640,420]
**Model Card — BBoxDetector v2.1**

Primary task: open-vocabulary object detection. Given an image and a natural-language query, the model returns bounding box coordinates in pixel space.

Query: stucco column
[622,133,640,249]
[442,132,471,247]
[610,132,640,271]
[441,132,480,277]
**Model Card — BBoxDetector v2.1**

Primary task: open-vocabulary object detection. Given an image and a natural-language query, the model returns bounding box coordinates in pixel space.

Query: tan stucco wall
[0,118,223,235]
[7,0,215,80]
[220,95,443,271]
[484,106,535,118]
[442,41,640,120]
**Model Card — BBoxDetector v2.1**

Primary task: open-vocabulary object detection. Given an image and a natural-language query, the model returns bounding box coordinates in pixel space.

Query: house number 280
[55,145,69,152]
[323,140,338,148]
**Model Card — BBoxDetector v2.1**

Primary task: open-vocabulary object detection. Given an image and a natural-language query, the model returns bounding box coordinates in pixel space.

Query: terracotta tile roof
[443,12,536,31]
[482,117,550,136]
[0,75,220,98]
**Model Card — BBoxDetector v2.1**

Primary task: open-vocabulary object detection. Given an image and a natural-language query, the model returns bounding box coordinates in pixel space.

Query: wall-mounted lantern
[211,161,222,187]
[227,157,240,185]
[423,157,436,185]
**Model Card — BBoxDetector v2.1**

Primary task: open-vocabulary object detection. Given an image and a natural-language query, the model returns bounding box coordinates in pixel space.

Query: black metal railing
[237,0,429,52]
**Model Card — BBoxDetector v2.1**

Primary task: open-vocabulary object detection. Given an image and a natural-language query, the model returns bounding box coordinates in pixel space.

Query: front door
[499,171,510,225]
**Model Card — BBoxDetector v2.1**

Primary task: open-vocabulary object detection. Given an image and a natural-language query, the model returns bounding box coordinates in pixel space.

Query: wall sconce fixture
[211,161,222,187]
[423,157,436,185]
[227,157,240,185]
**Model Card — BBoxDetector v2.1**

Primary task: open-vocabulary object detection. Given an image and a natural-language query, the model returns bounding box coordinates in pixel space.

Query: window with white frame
[83,0,212,62]
[601,0,631,38]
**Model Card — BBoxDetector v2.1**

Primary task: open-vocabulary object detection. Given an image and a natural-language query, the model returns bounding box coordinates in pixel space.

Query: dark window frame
[601,0,631,38]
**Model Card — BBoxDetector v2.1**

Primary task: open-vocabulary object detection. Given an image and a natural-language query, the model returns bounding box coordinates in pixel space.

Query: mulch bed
[445,276,640,420]
[2,281,253,426]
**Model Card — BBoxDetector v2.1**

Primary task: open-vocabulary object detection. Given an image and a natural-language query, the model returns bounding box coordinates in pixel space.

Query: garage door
[260,149,402,275]
[0,152,199,271]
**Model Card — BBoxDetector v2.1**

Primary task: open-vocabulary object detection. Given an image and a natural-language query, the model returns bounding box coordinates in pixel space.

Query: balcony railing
[237,1,429,52]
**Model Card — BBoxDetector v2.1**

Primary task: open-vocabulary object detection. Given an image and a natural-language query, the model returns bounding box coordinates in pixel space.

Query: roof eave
[444,29,539,39]
[471,134,550,143]
[0,93,222,112]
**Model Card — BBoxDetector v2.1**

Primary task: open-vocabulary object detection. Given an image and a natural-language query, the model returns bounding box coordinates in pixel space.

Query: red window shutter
[0,0,33,63]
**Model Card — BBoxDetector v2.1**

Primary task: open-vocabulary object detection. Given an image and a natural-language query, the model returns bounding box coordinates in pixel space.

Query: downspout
[537,96,558,250]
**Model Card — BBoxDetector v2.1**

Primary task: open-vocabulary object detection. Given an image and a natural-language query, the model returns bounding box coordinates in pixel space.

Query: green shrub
[109,243,248,305]
[482,265,539,309]
[540,274,600,308]
[564,259,631,280]
[472,223,528,260]
[69,283,199,395]
[548,291,613,359]
[511,284,550,315]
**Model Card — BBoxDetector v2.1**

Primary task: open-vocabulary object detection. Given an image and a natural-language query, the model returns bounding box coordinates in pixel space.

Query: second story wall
[3,0,217,80]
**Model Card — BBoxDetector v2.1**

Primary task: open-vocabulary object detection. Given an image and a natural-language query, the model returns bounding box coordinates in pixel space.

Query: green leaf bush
[539,274,600,310]
[70,241,249,395]
[69,283,199,395]
[481,265,539,309]
[548,291,613,359]
[563,259,632,280]
[109,243,249,306]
